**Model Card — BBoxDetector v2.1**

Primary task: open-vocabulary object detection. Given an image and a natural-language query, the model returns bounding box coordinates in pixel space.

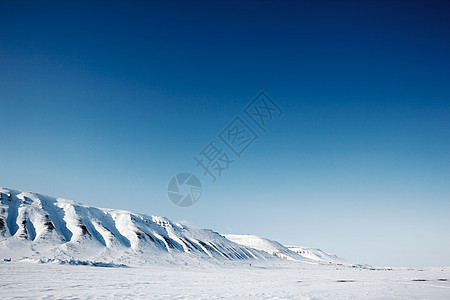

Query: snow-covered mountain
[286,245,346,264]
[223,234,310,262]
[224,234,347,265]
[0,188,269,264]
[0,187,351,266]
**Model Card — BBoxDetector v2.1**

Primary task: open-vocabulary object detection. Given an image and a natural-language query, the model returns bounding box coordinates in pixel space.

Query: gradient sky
[1,0,449,268]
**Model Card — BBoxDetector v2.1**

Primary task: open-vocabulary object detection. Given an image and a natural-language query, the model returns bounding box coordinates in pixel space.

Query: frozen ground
[1,260,449,299]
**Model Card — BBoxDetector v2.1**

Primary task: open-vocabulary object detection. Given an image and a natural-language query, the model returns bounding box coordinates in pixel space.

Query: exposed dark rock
[18,219,28,238]
[144,232,155,242]
[162,236,176,249]
[135,231,144,239]
[44,221,55,230]
[79,225,90,235]
[0,218,5,233]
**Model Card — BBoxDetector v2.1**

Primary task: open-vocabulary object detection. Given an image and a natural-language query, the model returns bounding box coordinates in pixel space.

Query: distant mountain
[223,234,347,265]
[0,187,358,267]
[286,246,346,264]
[223,234,310,262]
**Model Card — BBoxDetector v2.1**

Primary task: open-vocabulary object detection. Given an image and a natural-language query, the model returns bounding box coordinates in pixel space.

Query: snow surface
[1,261,449,299]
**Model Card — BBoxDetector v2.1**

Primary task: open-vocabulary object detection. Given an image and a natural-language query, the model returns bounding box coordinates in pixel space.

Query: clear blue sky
[0,0,449,268]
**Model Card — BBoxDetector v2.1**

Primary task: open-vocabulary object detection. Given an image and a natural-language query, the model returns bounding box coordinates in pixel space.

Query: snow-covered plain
[1,187,449,299]
[1,260,449,299]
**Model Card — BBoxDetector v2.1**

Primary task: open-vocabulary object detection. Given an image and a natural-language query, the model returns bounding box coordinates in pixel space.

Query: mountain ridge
[0,187,355,267]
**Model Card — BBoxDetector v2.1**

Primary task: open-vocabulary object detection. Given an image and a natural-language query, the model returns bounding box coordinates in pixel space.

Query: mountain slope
[0,188,267,263]
[224,234,372,268]
[223,234,313,262]
[286,245,346,264]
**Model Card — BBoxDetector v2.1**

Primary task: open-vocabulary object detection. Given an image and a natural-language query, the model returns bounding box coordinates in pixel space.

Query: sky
[0,0,449,268]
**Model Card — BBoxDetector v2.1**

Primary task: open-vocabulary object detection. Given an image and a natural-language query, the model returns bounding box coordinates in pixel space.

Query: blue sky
[0,0,449,267]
